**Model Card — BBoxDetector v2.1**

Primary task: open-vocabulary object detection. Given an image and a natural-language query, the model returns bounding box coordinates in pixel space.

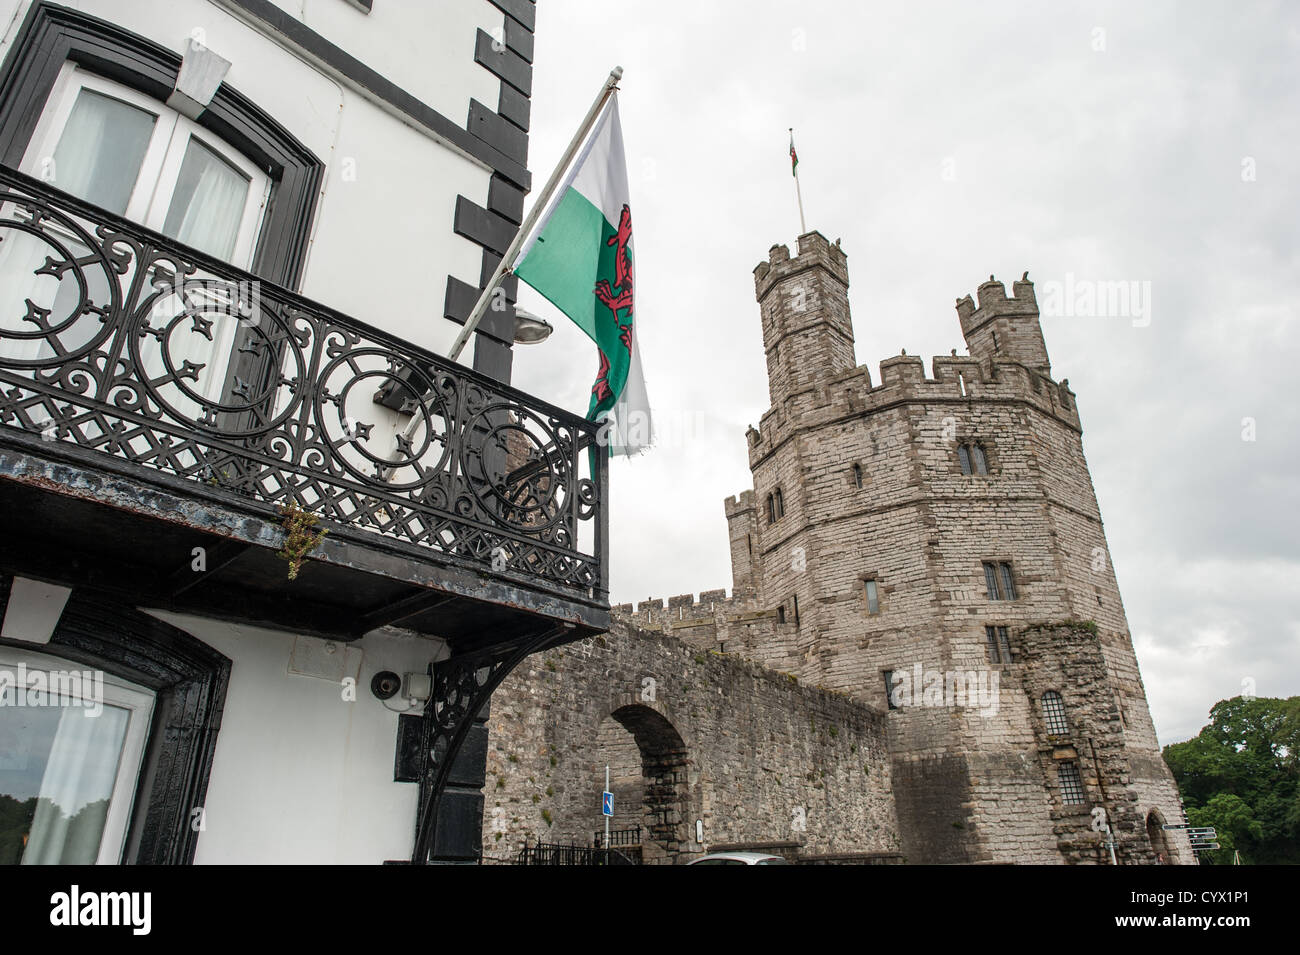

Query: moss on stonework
[1047,618,1101,635]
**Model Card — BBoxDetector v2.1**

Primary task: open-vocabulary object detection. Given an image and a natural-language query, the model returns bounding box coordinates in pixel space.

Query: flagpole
[790,127,807,234]
[446,66,624,364]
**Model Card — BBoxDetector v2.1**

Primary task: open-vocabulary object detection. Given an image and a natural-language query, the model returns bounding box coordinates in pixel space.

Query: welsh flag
[513,96,651,456]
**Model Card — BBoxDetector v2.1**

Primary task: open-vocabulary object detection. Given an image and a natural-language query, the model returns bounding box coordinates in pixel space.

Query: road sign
[602,791,613,816]
[1192,843,1221,851]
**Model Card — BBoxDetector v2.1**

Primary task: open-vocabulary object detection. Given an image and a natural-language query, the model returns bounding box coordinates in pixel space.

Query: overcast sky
[507,0,1300,746]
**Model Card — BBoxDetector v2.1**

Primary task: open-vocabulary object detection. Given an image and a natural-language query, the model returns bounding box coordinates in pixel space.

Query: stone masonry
[483,620,901,864]
[484,230,1190,864]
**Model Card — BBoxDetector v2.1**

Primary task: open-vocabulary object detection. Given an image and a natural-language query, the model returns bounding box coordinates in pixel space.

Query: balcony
[0,165,609,651]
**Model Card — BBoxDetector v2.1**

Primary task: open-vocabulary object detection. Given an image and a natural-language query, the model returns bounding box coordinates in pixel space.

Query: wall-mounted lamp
[513,307,553,345]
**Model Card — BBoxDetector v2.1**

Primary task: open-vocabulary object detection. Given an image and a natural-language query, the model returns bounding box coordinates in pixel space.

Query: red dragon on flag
[590,203,634,404]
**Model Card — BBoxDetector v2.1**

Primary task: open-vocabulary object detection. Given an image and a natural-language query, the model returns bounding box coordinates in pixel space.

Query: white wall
[147,610,448,864]
[260,0,506,127]
[0,0,509,362]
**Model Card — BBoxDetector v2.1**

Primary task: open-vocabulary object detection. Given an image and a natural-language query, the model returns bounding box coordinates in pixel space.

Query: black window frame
[985,625,1013,664]
[1042,690,1070,736]
[0,3,325,290]
[982,561,1017,601]
[1057,760,1087,806]
[0,574,230,864]
[958,442,989,475]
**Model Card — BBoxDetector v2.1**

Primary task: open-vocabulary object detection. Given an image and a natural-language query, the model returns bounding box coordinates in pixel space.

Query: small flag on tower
[789,130,799,177]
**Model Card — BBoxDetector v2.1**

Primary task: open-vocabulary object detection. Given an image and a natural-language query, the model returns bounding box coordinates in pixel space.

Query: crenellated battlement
[746,348,1080,462]
[956,273,1039,332]
[957,273,1050,374]
[753,230,849,302]
[614,587,755,624]
[724,489,755,518]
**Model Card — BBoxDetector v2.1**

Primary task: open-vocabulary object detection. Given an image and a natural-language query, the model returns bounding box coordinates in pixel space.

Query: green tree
[1164,695,1300,864]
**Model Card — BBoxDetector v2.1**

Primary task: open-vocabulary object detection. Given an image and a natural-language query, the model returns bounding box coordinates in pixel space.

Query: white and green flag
[513,96,651,456]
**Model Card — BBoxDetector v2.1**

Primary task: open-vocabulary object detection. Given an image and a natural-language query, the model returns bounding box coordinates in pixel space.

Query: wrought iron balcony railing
[0,166,607,605]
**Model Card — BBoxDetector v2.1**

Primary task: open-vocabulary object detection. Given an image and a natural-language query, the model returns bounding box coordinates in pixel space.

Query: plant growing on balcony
[276,502,328,580]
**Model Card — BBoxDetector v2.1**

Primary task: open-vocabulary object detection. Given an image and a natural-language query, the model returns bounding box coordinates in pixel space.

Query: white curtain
[164,139,248,262]
[21,704,129,865]
[135,139,251,414]
[52,89,155,216]
[2,88,151,364]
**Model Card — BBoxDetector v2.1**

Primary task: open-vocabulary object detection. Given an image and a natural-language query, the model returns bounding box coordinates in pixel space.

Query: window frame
[864,578,880,616]
[982,561,1018,601]
[1041,690,1070,737]
[1057,760,1087,807]
[0,644,155,864]
[0,3,323,289]
[20,61,272,268]
[985,625,1013,664]
[0,574,231,865]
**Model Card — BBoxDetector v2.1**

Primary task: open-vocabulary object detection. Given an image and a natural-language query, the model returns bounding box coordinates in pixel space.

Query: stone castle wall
[480,230,1189,865]
[482,619,901,864]
[717,231,1188,863]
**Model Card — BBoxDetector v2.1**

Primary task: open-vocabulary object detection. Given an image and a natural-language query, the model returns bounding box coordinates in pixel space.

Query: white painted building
[0,0,609,865]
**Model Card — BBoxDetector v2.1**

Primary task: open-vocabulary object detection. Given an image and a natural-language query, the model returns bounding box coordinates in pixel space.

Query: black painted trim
[474,29,531,96]
[468,99,527,165]
[454,194,517,257]
[220,0,530,190]
[488,0,536,33]
[488,176,525,224]
[0,575,231,865]
[503,18,534,63]
[498,83,531,132]
[0,3,324,290]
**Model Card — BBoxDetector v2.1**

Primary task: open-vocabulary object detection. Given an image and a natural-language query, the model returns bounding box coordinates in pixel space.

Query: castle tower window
[777,604,786,624]
[982,561,1017,600]
[766,494,776,523]
[852,463,863,488]
[883,670,898,710]
[999,562,1017,600]
[958,443,989,475]
[1042,691,1070,736]
[1057,761,1087,806]
[864,579,880,615]
[792,594,800,626]
[774,488,785,518]
[985,626,1013,664]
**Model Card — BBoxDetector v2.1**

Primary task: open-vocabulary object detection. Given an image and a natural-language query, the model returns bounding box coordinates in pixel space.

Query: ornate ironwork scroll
[411,626,563,863]
[0,167,606,600]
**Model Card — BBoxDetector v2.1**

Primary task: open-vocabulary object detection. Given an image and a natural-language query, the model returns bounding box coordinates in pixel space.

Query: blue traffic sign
[602,791,613,816]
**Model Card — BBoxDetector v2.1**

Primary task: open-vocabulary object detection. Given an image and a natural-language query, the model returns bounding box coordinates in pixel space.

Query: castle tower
[958,274,1051,375]
[753,232,856,408]
[725,235,1192,864]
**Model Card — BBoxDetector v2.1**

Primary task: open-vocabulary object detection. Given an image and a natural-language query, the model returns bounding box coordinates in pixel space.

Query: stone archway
[1146,809,1174,864]
[594,704,691,864]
